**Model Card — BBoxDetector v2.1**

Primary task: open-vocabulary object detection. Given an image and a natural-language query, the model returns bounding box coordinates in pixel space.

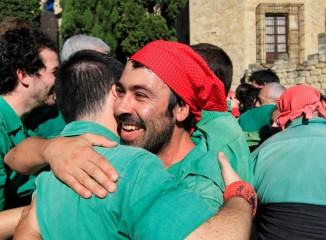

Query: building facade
[189,0,326,92]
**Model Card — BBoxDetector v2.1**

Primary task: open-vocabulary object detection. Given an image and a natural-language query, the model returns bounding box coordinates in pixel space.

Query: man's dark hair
[131,60,195,132]
[56,50,124,123]
[249,69,280,86]
[190,43,233,95]
[0,27,57,94]
[235,83,260,113]
[0,16,34,36]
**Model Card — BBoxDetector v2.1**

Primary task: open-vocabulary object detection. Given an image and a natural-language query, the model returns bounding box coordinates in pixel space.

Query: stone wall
[247,32,326,95]
[189,0,326,90]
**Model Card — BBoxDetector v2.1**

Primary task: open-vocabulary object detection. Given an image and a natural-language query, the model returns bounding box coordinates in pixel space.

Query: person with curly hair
[0,27,59,238]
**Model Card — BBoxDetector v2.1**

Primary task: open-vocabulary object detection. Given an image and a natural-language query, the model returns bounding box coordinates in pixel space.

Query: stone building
[188,0,326,92]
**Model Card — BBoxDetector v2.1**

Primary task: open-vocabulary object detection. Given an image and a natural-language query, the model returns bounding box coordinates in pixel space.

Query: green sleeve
[0,129,7,211]
[0,153,6,211]
[118,155,215,239]
[219,141,254,184]
[184,174,224,210]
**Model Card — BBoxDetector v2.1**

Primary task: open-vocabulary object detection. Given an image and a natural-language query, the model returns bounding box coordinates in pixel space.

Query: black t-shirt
[253,203,326,240]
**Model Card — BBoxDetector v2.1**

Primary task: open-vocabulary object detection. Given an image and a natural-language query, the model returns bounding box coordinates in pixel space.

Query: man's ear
[16,69,30,86]
[175,103,190,122]
[111,84,117,97]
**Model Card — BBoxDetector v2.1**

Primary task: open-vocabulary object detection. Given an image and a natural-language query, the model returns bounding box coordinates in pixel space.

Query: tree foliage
[60,0,187,62]
[0,0,42,26]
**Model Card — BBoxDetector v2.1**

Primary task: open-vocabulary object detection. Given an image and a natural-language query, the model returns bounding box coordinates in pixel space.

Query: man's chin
[45,95,56,106]
[45,100,56,106]
[120,138,134,146]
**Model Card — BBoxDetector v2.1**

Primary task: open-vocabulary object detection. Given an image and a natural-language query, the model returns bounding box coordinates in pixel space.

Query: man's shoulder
[252,120,326,159]
[198,112,247,147]
[95,145,165,173]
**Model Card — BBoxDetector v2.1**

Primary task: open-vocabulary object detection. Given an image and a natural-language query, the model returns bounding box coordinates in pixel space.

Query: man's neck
[2,93,35,119]
[158,129,195,168]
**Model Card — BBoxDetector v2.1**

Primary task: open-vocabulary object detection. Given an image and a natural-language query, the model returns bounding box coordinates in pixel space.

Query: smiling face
[113,61,176,154]
[30,48,59,107]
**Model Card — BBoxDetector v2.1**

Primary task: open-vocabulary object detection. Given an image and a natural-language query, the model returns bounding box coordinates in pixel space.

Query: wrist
[223,181,257,217]
[42,137,55,165]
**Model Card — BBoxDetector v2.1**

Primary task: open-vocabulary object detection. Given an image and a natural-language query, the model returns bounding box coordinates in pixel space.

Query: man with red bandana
[252,84,326,239]
[114,40,228,210]
[7,41,256,238]
[10,40,231,209]
[12,46,255,239]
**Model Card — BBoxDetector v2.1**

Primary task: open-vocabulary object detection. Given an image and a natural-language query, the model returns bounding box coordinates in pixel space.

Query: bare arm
[5,133,119,198]
[13,198,41,240]
[0,207,24,239]
[187,152,253,239]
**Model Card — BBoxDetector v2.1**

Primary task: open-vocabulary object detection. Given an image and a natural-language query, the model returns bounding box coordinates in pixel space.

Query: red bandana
[277,85,326,129]
[130,40,227,125]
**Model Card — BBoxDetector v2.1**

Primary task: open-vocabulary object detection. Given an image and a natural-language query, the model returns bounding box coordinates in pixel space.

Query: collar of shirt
[168,128,224,189]
[197,110,231,127]
[286,116,326,129]
[60,121,120,143]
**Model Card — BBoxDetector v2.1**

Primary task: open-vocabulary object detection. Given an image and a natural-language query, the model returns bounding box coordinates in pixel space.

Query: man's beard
[118,113,175,155]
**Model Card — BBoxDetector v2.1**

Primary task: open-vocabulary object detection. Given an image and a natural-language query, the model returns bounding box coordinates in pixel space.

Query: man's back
[252,117,326,239]
[197,110,253,184]
[36,121,215,239]
[253,117,326,204]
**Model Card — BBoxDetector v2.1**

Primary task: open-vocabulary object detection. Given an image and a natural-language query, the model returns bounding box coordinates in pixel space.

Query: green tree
[0,0,42,26]
[60,0,187,62]
[60,0,119,56]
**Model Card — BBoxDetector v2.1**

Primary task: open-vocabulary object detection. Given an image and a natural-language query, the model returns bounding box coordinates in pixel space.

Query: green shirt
[0,96,35,211]
[36,121,215,240]
[24,105,67,138]
[252,117,326,205]
[196,110,253,184]
[168,128,225,210]
[238,104,276,151]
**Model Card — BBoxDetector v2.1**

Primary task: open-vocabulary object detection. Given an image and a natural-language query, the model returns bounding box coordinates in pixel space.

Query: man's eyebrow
[115,82,124,89]
[131,84,152,92]
[117,81,154,94]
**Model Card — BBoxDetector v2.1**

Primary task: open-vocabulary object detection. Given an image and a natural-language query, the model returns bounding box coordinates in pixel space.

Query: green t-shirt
[252,117,326,205]
[169,128,225,210]
[36,121,215,239]
[0,96,35,211]
[238,104,277,151]
[196,110,253,184]
[24,105,67,138]
[238,104,276,132]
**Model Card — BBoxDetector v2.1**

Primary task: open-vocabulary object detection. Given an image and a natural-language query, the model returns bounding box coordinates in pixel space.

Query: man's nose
[114,95,134,115]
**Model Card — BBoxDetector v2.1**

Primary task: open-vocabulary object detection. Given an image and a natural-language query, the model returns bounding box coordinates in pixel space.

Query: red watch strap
[223,181,257,217]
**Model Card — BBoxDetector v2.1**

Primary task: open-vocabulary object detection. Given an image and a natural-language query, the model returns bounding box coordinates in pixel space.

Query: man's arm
[187,152,254,240]
[5,134,119,198]
[13,199,40,240]
[0,207,24,239]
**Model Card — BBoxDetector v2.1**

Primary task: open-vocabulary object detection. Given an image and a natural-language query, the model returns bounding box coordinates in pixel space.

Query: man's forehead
[40,48,59,68]
[120,61,168,87]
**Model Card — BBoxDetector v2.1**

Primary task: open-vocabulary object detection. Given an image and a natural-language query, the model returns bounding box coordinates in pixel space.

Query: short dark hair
[56,50,124,123]
[0,27,57,94]
[130,60,196,132]
[190,43,233,95]
[235,83,260,113]
[249,69,280,86]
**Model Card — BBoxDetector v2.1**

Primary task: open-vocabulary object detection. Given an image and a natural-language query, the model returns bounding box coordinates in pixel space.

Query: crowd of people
[0,16,325,240]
